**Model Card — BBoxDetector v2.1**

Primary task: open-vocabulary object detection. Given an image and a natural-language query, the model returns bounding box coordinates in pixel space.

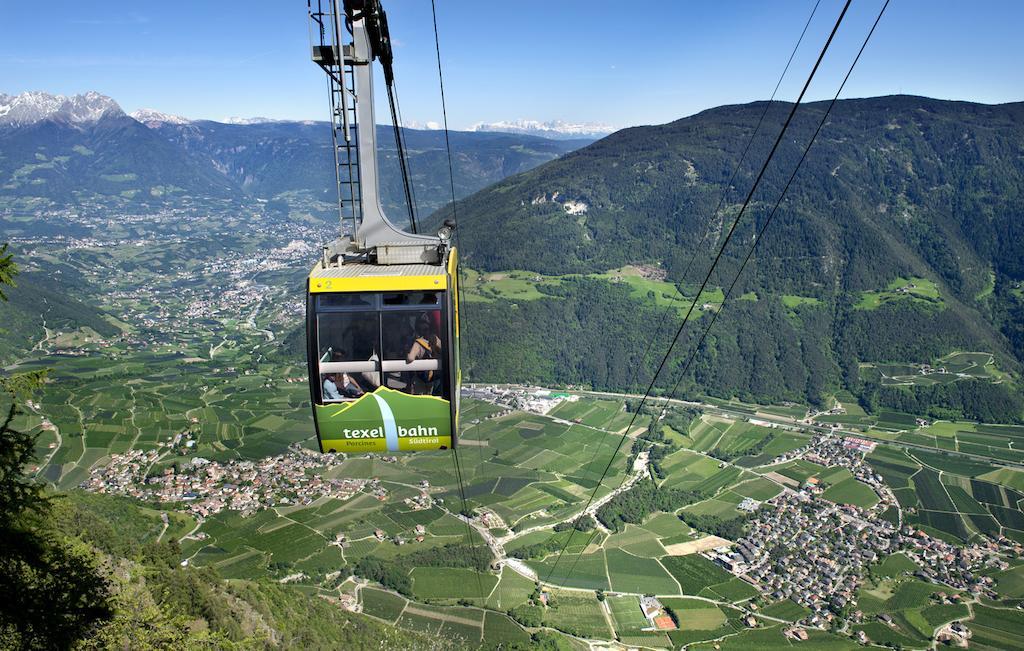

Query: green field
[607,595,649,632]
[605,548,679,594]
[361,587,407,623]
[410,567,499,601]
[542,590,612,639]
[855,276,941,310]
[821,477,880,508]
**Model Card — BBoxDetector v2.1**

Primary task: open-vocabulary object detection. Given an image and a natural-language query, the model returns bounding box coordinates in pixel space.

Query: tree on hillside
[0,244,113,649]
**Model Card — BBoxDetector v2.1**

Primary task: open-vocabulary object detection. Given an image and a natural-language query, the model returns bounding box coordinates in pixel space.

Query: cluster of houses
[713,432,1012,632]
[82,442,372,519]
[737,491,897,614]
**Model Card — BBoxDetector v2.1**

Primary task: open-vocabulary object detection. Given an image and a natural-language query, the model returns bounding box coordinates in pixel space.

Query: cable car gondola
[306,0,460,453]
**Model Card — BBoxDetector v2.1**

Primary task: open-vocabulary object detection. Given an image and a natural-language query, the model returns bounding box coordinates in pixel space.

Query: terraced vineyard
[8,231,1024,648]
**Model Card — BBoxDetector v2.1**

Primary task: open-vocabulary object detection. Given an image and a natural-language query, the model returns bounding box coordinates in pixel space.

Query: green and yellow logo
[316,387,452,453]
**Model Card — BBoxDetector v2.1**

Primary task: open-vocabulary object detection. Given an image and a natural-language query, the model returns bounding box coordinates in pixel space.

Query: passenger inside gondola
[315,292,446,399]
[406,317,441,395]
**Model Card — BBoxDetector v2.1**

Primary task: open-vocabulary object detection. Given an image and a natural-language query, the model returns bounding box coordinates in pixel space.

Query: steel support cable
[561,0,888,589]
[450,444,487,601]
[392,83,422,228]
[430,0,487,603]
[568,0,825,516]
[561,0,889,586]
[386,82,418,232]
[543,0,853,585]
[560,0,824,573]
[665,0,891,419]
[429,0,483,469]
[676,0,824,289]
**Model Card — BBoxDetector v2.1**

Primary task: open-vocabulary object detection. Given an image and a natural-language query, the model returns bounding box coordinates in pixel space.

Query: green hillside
[435,96,1024,420]
[0,269,120,364]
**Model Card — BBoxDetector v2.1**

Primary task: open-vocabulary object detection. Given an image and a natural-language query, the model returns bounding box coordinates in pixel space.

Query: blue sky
[2,0,1022,130]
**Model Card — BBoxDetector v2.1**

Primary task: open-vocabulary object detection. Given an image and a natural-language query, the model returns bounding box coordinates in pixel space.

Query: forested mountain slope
[440,96,1024,420]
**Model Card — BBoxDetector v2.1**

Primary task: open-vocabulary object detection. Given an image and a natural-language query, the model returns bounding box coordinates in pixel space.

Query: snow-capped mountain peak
[130,108,192,127]
[468,119,614,140]
[0,91,125,127]
[221,116,284,125]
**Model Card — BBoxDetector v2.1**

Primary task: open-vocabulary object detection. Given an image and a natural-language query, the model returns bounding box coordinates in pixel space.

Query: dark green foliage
[464,278,839,407]
[508,604,544,628]
[49,491,164,559]
[860,378,1023,423]
[402,542,491,572]
[0,516,113,649]
[0,254,114,649]
[44,491,437,649]
[554,514,595,532]
[0,243,13,301]
[595,478,703,532]
[676,511,747,540]
[355,557,413,596]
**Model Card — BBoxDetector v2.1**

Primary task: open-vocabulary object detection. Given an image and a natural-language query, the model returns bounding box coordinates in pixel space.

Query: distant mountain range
[468,119,615,140]
[0,90,122,126]
[0,91,593,217]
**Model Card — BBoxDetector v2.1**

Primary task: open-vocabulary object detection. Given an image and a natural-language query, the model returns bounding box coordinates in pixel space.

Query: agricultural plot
[875,410,920,430]
[485,566,536,610]
[533,551,609,591]
[757,432,809,458]
[874,552,918,578]
[759,599,809,622]
[396,603,483,639]
[659,449,723,489]
[862,417,1024,464]
[606,595,649,632]
[541,590,612,639]
[768,459,825,483]
[461,268,560,302]
[756,404,807,419]
[968,605,1024,650]
[411,569,499,601]
[704,577,759,602]
[481,611,531,647]
[604,524,667,557]
[851,577,964,648]
[661,598,729,631]
[711,422,775,458]
[642,512,693,538]
[855,276,941,310]
[821,477,879,508]
[550,398,629,430]
[686,416,733,452]
[681,491,746,519]
[862,442,1024,541]
[689,466,750,496]
[360,587,407,623]
[989,563,1024,598]
[867,446,921,489]
[661,555,738,596]
[605,549,679,595]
